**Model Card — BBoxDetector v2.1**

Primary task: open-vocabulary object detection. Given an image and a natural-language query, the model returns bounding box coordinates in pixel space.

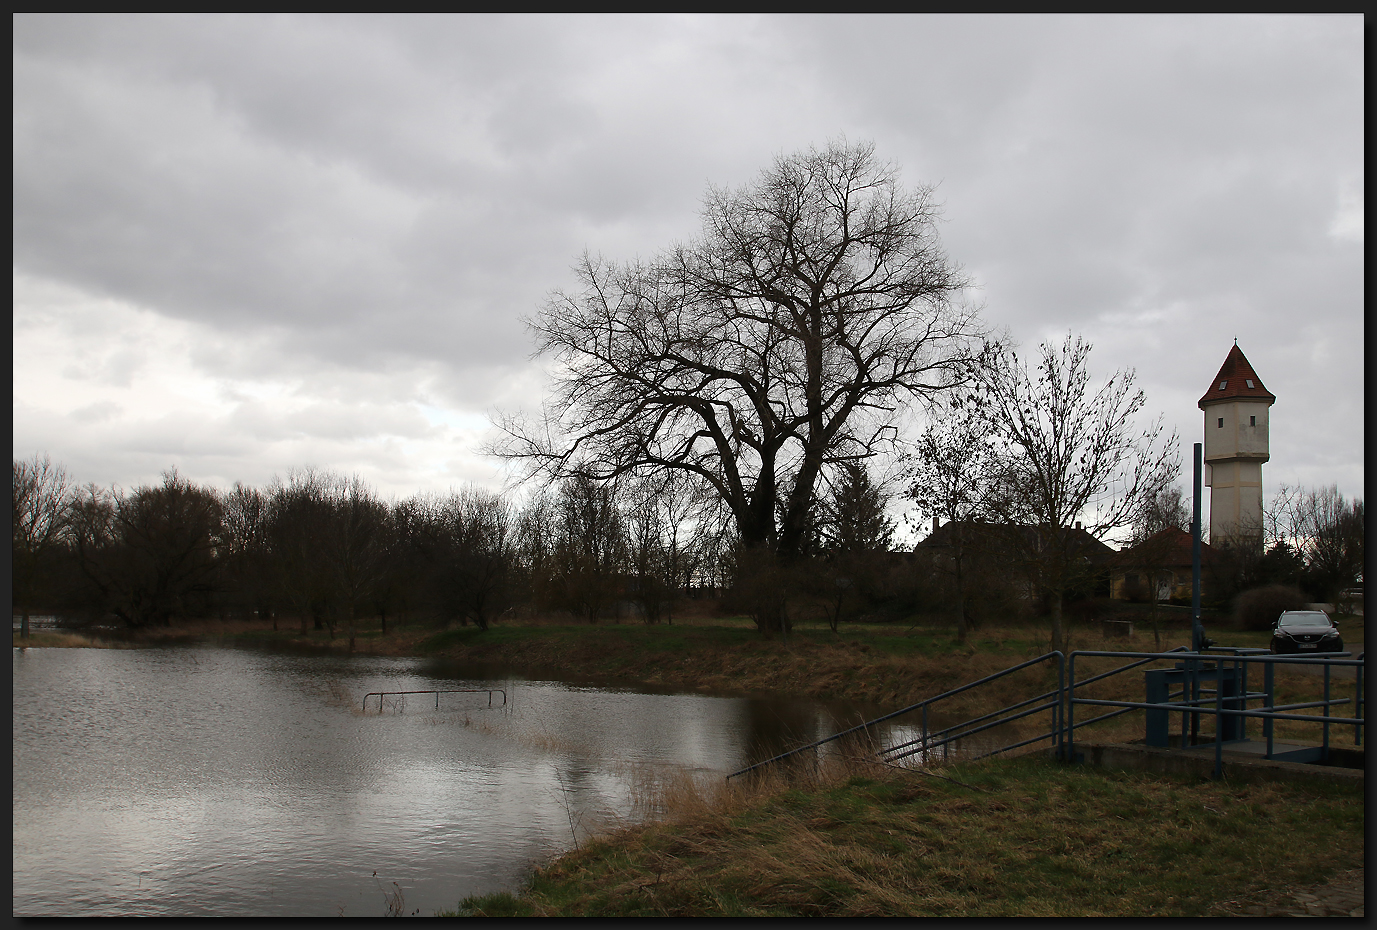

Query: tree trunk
[953,528,967,644]
[21,608,30,640]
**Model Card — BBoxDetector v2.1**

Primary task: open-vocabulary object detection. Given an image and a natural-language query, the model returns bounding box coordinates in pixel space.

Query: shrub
[1233,584,1308,631]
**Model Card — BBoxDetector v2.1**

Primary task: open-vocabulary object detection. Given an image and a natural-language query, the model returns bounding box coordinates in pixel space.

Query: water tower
[1198,343,1274,552]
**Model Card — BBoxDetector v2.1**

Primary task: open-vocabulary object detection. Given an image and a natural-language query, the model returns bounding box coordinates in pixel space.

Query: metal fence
[728,647,1364,781]
[727,652,1064,780]
[362,688,507,713]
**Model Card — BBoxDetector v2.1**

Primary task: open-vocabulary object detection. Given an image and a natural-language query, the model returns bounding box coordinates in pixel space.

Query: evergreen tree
[823,463,894,554]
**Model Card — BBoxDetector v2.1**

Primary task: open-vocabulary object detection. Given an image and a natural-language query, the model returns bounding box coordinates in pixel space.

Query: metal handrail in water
[726,651,1063,780]
[362,688,507,713]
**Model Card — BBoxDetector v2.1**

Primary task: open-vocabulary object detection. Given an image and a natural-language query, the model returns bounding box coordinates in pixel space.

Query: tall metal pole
[1192,442,1203,653]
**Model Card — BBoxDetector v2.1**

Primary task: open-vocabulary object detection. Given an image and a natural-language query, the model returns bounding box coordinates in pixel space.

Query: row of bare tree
[12,453,903,642]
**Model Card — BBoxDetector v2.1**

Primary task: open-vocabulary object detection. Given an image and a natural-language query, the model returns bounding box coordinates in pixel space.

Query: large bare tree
[494,140,984,633]
[976,334,1179,652]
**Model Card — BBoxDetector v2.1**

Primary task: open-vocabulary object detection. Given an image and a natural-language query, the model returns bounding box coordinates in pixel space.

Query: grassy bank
[15,616,1360,750]
[446,753,1363,917]
[193,614,1251,707]
[9,630,129,649]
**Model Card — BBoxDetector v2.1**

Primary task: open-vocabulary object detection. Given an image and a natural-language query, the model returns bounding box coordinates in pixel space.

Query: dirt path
[1211,867,1365,917]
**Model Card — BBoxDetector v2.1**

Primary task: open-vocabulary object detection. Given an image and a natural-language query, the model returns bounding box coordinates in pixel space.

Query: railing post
[1180,658,1190,749]
[1322,661,1332,762]
[1055,651,1064,759]
[1214,658,1224,780]
[1190,657,1201,745]
[1264,659,1275,759]
[1237,656,1247,742]
[1066,653,1076,764]
[1356,655,1364,747]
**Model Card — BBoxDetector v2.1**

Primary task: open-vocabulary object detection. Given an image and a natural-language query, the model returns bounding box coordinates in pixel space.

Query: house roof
[916,520,1116,564]
[1198,344,1275,409]
[1110,527,1219,569]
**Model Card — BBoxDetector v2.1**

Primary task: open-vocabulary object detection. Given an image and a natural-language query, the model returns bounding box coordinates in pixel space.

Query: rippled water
[13,644,909,917]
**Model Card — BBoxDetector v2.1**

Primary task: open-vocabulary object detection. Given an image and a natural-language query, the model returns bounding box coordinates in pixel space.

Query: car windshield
[1277,612,1333,631]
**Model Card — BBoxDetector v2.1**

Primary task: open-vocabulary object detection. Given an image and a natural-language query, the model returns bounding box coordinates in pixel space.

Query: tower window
[1218,418,1224,428]
[1219,381,1227,390]
[1250,416,1256,426]
[1246,379,1254,388]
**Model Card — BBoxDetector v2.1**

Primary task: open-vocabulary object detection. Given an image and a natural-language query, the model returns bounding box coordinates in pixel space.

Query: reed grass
[11,630,125,648]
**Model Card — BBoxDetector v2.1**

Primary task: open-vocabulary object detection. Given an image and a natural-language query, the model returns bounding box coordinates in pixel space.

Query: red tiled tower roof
[1198,344,1275,409]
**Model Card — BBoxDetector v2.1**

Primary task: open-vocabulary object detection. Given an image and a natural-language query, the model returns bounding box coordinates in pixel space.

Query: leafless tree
[1274,484,1364,605]
[317,473,390,651]
[1130,486,1190,544]
[622,477,674,625]
[267,468,335,634]
[622,469,716,624]
[1119,486,1193,647]
[493,140,985,634]
[550,476,626,624]
[220,482,275,627]
[13,454,74,638]
[905,407,1001,642]
[432,486,516,631]
[976,334,1179,652]
[68,470,223,629]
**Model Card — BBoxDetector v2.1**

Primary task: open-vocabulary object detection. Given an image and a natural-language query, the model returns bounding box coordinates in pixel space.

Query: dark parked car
[1270,610,1344,654]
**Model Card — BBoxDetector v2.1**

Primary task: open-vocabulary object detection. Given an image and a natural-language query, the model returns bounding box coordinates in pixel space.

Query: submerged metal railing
[726,652,1064,780]
[362,688,507,713]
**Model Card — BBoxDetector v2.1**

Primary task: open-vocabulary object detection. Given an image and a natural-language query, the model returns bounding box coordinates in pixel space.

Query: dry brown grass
[448,750,1363,917]
[11,630,118,648]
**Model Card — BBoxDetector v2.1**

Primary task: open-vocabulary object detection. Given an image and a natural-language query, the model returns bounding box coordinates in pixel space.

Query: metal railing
[727,652,1063,780]
[362,688,507,713]
[725,645,1364,782]
[1066,649,1364,778]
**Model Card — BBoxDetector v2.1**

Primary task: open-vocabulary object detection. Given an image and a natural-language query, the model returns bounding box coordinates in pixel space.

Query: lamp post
[1192,442,1203,653]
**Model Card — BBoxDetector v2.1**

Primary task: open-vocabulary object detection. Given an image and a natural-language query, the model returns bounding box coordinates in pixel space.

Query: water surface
[13,644,910,916]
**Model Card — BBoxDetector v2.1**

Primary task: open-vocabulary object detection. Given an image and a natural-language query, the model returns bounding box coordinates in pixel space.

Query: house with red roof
[1109,526,1220,603]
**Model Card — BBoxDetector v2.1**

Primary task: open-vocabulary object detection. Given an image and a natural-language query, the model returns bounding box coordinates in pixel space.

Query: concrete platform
[1066,740,1365,786]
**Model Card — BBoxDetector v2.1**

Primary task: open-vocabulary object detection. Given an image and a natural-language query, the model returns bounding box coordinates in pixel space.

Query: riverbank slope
[444,753,1364,917]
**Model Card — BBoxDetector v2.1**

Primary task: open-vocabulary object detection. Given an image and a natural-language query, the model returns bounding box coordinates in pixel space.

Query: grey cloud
[13,14,1362,503]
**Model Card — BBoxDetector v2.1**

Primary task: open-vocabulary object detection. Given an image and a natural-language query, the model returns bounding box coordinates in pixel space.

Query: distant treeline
[13,455,1362,643]
[12,456,916,642]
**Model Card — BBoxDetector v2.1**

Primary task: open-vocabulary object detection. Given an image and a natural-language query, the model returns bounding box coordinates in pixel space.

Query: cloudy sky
[14,14,1364,521]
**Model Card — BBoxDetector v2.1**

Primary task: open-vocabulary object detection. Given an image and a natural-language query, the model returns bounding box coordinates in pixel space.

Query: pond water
[13,644,920,917]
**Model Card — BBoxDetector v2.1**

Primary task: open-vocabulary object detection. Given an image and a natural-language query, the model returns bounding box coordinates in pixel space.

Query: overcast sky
[13,14,1364,525]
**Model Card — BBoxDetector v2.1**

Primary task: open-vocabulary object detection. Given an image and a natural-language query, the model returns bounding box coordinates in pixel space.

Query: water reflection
[14,644,925,917]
